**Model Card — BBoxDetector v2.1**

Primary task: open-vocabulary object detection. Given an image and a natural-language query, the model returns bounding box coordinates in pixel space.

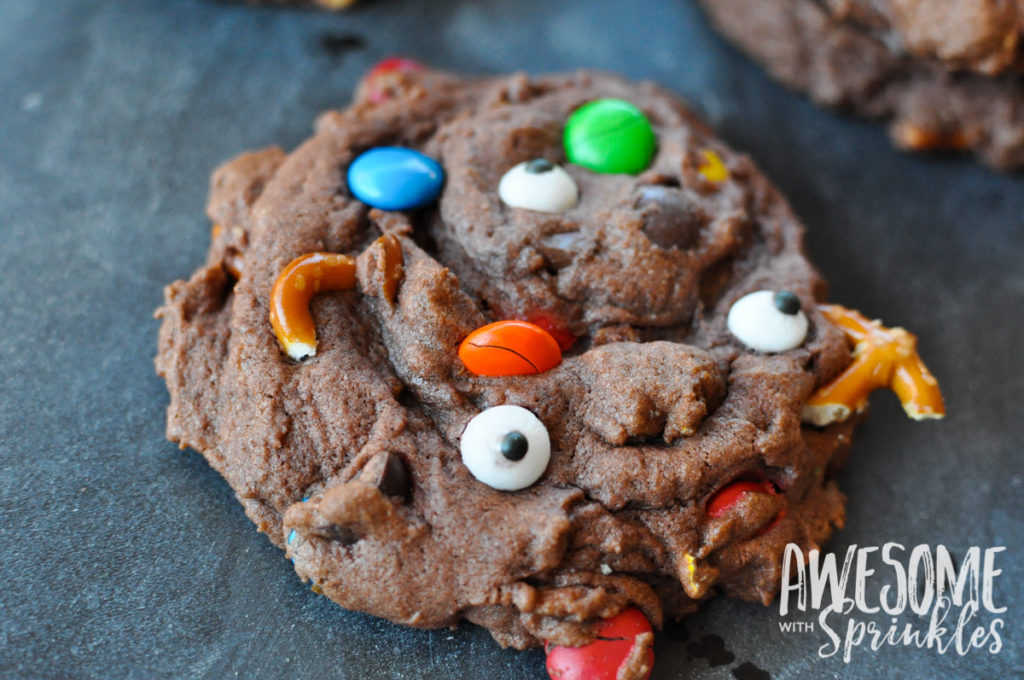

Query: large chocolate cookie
[700,0,1024,169]
[155,66,929,661]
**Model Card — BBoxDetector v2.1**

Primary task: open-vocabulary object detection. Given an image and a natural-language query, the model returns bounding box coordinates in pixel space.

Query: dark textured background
[1,0,1021,678]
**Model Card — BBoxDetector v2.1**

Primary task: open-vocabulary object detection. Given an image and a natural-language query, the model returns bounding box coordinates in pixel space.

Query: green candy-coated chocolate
[563,98,655,174]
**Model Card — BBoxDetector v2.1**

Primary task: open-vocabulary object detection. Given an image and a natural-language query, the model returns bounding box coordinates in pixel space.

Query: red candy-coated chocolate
[706,480,777,518]
[364,57,424,103]
[757,505,787,536]
[706,479,786,536]
[528,314,577,351]
[545,608,654,680]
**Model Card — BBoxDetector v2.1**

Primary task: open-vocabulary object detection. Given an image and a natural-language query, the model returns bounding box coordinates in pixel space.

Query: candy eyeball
[727,290,809,352]
[498,159,578,213]
[460,405,551,490]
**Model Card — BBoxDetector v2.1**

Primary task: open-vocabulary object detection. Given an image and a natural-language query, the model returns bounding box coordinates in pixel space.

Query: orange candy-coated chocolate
[459,320,562,376]
[802,304,945,426]
[269,252,356,360]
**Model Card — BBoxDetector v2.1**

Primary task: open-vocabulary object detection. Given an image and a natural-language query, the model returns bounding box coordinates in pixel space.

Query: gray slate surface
[0,0,1021,678]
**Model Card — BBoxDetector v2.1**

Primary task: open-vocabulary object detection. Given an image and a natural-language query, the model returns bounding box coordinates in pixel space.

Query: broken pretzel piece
[890,121,974,153]
[802,304,945,426]
[365,232,404,304]
[269,235,406,360]
[269,252,357,360]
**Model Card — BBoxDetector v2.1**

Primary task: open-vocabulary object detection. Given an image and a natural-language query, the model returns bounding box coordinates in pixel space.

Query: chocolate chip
[500,431,529,461]
[635,185,700,251]
[312,523,361,546]
[359,451,411,501]
[525,158,554,174]
[537,231,587,270]
[773,290,801,315]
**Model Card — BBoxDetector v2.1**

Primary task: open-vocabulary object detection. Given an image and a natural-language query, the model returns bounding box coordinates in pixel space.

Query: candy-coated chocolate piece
[270,252,357,360]
[347,147,444,211]
[460,405,551,491]
[698,149,729,182]
[759,507,787,535]
[364,57,424,103]
[727,290,809,353]
[528,314,577,351]
[367,57,424,77]
[459,320,562,376]
[545,608,654,680]
[802,305,946,426]
[707,480,785,537]
[498,159,579,213]
[564,99,656,175]
[286,496,310,562]
[706,480,778,518]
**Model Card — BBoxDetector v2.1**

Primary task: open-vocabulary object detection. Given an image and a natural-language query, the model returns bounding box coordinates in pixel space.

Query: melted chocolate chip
[312,524,361,546]
[635,185,701,251]
[360,451,411,501]
[537,231,587,270]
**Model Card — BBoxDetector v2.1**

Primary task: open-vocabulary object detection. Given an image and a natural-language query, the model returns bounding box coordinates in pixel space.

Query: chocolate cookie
[700,0,1024,169]
[155,65,943,677]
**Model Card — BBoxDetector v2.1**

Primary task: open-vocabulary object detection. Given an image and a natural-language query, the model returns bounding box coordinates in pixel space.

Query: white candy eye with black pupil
[727,290,809,352]
[498,159,579,213]
[460,405,551,491]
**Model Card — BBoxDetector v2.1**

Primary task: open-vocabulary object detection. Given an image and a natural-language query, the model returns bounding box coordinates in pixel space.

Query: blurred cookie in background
[700,0,1024,170]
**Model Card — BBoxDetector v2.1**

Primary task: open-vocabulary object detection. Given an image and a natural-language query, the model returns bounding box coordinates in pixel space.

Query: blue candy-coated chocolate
[287,497,309,562]
[347,147,444,210]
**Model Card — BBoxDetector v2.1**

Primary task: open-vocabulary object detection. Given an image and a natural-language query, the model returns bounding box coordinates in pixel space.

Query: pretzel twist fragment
[802,304,945,426]
[269,252,357,360]
[372,232,404,304]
